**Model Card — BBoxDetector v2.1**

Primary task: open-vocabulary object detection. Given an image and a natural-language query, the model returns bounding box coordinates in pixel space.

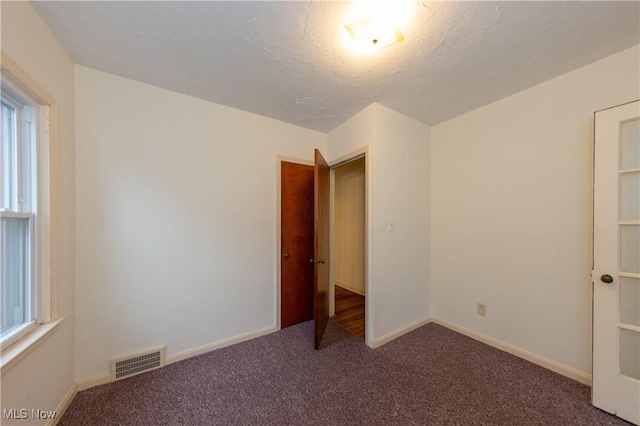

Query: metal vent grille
[110,346,165,381]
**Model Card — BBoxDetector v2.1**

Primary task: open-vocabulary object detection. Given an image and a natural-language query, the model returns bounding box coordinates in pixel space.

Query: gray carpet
[60,321,628,425]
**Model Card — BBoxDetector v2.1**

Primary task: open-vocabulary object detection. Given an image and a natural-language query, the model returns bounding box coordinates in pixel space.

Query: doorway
[332,157,366,339]
[279,151,331,349]
[279,151,368,346]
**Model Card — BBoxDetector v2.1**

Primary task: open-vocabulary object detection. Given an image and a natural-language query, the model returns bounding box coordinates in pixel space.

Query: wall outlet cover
[477,303,487,316]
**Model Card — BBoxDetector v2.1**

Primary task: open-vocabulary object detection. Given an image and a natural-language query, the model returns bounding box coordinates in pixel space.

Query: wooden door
[593,101,640,425]
[313,149,330,349]
[280,161,314,328]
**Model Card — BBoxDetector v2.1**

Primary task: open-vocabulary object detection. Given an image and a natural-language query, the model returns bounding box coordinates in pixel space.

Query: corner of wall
[1,0,77,421]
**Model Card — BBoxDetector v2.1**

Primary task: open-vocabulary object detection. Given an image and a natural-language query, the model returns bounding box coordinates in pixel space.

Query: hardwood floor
[333,285,365,339]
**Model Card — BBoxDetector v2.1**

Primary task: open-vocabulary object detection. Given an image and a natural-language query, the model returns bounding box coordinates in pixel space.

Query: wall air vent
[110,346,165,381]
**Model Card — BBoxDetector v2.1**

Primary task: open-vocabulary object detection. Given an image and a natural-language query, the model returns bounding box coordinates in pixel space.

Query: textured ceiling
[32,1,640,132]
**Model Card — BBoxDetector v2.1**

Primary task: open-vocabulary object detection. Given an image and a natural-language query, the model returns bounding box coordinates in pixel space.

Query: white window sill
[0,317,64,376]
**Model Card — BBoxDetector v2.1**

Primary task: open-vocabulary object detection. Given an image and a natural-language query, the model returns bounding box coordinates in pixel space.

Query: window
[0,73,50,348]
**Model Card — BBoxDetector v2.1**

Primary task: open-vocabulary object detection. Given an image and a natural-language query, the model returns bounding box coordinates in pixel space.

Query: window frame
[0,59,53,351]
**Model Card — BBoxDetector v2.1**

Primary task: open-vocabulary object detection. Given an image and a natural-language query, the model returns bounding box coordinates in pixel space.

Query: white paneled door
[593,100,640,425]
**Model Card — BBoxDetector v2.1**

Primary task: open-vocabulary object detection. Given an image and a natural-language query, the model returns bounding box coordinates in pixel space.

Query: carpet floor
[60,321,628,425]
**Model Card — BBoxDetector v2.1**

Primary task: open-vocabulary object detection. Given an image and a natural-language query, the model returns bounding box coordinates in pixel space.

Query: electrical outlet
[477,303,486,316]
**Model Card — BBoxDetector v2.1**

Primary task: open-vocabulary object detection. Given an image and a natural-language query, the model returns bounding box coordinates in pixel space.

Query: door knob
[600,274,614,284]
[283,252,290,259]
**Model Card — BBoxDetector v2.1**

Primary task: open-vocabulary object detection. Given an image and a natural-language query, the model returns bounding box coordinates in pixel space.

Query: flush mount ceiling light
[344,15,405,51]
[342,0,415,54]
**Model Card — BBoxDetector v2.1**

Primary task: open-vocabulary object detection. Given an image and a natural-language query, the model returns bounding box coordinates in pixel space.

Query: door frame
[329,146,372,347]
[276,146,372,347]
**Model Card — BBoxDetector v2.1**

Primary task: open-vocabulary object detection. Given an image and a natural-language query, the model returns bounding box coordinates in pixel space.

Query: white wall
[334,158,366,295]
[74,66,326,381]
[431,45,640,376]
[328,103,431,344]
[0,2,76,424]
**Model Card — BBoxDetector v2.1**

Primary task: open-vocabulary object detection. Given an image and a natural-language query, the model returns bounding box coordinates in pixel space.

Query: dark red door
[280,161,314,328]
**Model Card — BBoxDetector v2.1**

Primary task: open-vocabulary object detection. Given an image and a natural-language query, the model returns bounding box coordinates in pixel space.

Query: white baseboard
[75,325,278,392]
[166,325,278,365]
[335,282,365,296]
[431,317,591,386]
[369,316,433,349]
[47,381,78,426]
[76,372,110,391]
